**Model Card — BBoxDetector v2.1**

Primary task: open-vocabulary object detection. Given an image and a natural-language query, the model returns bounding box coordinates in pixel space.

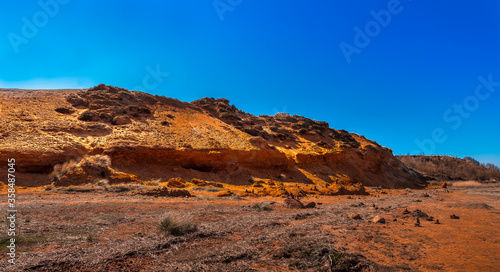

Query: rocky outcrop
[0,85,426,189]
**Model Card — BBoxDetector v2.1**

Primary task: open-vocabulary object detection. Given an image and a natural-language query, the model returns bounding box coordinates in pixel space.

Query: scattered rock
[372,216,385,224]
[434,219,441,224]
[411,209,434,221]
[441,182,448,188]
[415,218,421,227]
[216,190,234,197]
[450,214,460,219]
[294,213,314,220]
[305,202,316,208]
[282,198,305,209]
[349,213,362,220]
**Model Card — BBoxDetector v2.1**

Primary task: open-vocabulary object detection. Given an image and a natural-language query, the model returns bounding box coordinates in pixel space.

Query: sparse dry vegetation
[50,159,80,181]
[158,213,198,236]
[85,154,112,167]
[50,155,112,183]
[252,201,273,212]
[0,183,499,271]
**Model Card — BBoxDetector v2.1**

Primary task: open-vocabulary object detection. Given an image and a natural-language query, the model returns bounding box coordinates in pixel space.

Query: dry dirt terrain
[0,181,498,271]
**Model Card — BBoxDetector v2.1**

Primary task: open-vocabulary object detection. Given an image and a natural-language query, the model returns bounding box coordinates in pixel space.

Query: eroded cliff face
[0,85,426,188]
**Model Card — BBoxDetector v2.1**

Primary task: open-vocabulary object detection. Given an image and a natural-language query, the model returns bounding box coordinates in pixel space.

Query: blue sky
[1,0,499,166]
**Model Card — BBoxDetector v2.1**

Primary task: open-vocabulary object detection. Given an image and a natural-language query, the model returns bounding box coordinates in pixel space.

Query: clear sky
[1,0,499,166]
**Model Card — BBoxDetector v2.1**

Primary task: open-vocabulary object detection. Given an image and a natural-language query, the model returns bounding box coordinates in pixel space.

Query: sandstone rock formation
[0,85,426,189]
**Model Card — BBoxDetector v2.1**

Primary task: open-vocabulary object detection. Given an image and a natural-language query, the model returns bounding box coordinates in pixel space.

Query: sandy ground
[0,182,499,271]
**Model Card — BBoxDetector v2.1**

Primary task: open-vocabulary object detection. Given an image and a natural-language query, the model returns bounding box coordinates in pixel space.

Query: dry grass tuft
[50,155,112,183]
[252,202,272,212]
[92,179,109,186]
[158,213,198,236]
[82,154,111,167]
[50,159,80,181]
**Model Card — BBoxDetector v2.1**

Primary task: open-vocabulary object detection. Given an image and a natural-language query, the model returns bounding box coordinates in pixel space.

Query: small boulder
[441,182,447,188]
[411,209,434,221]
[349,213,362,220]
[450,214,460,219]
[305,202,316,208]
[372,216,385,224]
[282,198,305,209]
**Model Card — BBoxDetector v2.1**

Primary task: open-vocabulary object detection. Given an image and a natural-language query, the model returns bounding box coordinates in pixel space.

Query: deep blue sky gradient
[1,0,499,166]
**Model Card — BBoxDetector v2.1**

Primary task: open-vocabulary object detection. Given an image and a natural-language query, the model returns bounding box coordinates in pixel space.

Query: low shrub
[50,155,112,183]
[252,202,272,212]
[158,213,198,236]
[50,159,80,181]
